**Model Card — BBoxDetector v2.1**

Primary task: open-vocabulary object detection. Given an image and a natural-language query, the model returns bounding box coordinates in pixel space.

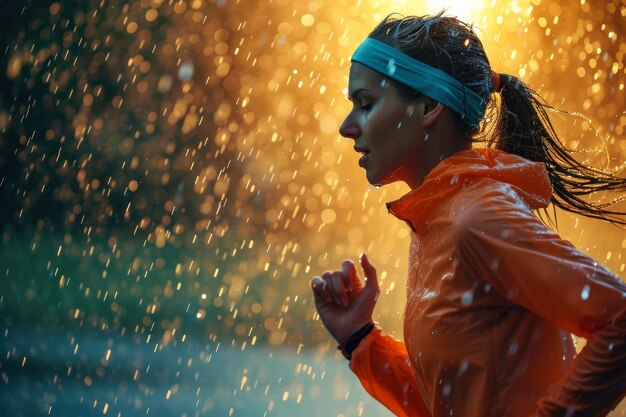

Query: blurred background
[1,0,625,415]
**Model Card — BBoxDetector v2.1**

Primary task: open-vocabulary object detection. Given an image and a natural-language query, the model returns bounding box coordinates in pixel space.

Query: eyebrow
[347,88,371,100]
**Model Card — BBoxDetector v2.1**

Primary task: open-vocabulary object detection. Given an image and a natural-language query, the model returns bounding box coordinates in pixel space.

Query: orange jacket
[350,148,626,417]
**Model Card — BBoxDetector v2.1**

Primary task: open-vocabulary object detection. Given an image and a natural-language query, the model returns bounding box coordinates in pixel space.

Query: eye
[360,102,373,112]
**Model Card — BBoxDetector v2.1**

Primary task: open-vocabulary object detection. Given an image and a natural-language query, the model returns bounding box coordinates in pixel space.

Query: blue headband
[351,38,486,128]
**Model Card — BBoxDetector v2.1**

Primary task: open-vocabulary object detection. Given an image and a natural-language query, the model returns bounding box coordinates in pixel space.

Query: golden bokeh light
[1,0,625,414]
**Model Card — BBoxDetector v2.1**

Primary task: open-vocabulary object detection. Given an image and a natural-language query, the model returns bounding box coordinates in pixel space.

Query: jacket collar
[386,148,552,232]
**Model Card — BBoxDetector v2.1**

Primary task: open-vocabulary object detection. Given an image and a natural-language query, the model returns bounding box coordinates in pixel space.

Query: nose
[339,112,361,140]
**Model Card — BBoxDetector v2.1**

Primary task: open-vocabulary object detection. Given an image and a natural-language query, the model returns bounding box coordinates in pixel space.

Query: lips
[354,146,370,167]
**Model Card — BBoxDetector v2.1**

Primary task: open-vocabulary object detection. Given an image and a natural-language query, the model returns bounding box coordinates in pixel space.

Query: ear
[421,98,444,127]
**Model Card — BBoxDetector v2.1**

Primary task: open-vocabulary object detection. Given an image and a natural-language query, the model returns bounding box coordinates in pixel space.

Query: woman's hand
[310,253,380,344]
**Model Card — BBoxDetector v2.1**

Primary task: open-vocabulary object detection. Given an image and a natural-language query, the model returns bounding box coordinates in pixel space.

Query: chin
[366,171,389,188]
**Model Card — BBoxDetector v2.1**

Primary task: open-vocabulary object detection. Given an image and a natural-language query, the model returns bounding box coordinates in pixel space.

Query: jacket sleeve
[454,188,626,417]
[349,327,431,417]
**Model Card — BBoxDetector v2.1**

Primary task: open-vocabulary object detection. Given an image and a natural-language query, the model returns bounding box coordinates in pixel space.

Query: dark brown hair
[367,11,626,226]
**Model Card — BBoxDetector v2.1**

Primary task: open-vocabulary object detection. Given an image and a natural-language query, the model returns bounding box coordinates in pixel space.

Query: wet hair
[367,11,626,226]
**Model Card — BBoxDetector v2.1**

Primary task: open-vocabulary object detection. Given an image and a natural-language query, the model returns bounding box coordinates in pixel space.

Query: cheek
[367,109,403,139]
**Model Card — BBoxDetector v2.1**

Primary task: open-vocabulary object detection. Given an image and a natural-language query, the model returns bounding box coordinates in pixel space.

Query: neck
[405,116,470,190]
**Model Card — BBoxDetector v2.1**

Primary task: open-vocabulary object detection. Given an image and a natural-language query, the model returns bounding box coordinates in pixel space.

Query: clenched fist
[310,253,380,344]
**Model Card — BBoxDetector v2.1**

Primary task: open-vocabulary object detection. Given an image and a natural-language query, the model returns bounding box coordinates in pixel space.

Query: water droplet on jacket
[581,284,590,300]
[490,259,500,271]
[461,291,473,306]
[458,359,469,376]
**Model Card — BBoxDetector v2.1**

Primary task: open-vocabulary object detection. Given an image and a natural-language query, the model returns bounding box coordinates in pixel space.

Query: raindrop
[387,58,397,75]
[178,61,194,81]
[174,181,185,207]
[424,132,429,141]
[157,75,173,93]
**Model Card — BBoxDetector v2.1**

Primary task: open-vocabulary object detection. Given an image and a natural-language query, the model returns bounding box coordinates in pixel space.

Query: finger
[341,260,357,291]
[330,271,349,306]
[359,253,379,290]
[311,273,332,305]
[310,276,326,302]
[320,271,333,303]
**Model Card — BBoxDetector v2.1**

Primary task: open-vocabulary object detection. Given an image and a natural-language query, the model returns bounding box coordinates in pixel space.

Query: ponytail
[495,73,626,226]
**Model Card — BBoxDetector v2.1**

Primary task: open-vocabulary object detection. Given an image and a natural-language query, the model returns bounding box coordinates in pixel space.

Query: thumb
[359,253,379,290]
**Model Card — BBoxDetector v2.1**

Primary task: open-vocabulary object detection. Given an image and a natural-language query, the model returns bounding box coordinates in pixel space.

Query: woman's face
[339,63,429,189]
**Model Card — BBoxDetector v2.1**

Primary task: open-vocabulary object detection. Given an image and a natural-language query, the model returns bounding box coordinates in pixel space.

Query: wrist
[337,321,375,360]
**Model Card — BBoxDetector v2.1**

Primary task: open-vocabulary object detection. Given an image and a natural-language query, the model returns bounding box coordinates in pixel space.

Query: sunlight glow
[423,0,485,23]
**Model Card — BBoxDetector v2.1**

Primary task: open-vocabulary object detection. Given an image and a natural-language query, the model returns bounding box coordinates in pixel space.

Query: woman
[310,12,626,417]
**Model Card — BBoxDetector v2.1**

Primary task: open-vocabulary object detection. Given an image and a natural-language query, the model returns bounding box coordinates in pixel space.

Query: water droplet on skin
[581,284,590,300]
[380,79,387,87]
[397,122,402,129]
[424,133,429,141]
[608,342,614,351]
[367,185,371,192]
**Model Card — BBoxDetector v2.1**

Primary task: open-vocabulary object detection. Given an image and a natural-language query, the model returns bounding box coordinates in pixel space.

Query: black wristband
[337,322,375,360]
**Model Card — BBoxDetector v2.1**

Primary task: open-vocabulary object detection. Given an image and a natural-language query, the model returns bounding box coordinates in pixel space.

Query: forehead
[348,63,388,91]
